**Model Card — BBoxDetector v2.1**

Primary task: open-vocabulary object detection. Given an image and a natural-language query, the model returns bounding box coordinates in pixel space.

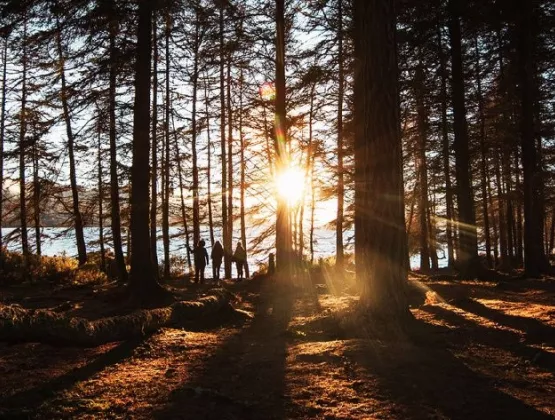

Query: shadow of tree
[451,298,555,346]
[421,304,555,371]
[342,317,552,419]
[154,281,296,420]
[0,335,152,417]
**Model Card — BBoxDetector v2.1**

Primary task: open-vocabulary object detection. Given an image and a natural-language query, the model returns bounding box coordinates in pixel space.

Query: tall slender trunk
[494,143,507,266]
[300,84,316,260]
[150,15,159,275]
[0,37,7,253]
[191,13,200,246]
[32,140,40,255]
[437,19,454,268]
[171,114,192,269]
[474,36,491,267]
[239,70,249,278]
[97,124,106,272]
[448,0,478,275]
[19,17,29,256]
[204,79,215,246]
[275,0,291,273]
[309,87,316,265]
[108,2,127,283]
[219,4,230,278]
[514,150,523,266]
[162,14,171,279]
[227,56,234,258]
[415,65,430,272]
[56,23,87,265]
[335,0,345,267]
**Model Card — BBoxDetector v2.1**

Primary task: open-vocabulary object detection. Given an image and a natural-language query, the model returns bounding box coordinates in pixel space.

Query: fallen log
[0,290,233,346]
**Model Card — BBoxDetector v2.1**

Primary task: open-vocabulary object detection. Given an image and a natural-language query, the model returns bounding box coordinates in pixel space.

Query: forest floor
[0,273,554,419]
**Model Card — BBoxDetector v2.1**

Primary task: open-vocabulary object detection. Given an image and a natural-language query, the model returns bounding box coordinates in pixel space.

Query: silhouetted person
[211,240,224,280]
[188,239,209,284]
[233,242,247,280]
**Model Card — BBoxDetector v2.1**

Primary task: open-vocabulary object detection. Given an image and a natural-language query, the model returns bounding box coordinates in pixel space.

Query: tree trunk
[31,141,40,255]
[129,0,162,299]
[171,114,192,270]
[474,36,491,268]
[238,70,249,278]
[162,14,171,279]
[415,64,430,272]
[353,0,410,318]
[514,150,524,266]
[150,15,159,277]
[448,0,478,276]
[0,37,7,253]
[335,0,345,268]
[275,0,291,274]
[19,17,29,256]
[56,24,87,265]
[219,4,230,278]
[108,2,128,283]
[437,19,455,269]
[227,56,234,265]
[97,124,106,273]
[191,13,200,247]
[204,78,215,247]
[517,1,549,276]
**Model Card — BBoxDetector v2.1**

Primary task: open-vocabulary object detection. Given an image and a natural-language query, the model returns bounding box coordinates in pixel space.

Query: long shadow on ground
[342,317,552,420]
[155,280,296,420]
[0,335,151,418]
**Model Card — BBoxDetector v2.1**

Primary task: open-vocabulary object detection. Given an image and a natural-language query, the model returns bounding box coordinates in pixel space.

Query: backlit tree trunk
[19,17,29,256]
[0,36,7,253]
[335,0,345,268]
[129,0,162,298]
[353,0,410,317]
[150,15,159,276]
[448,0,478,276]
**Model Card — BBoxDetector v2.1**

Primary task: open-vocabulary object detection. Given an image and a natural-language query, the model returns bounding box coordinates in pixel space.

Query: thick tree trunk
[275,0,291,274]
[353,0,410,318]
[517,1,549,276]
[108,3,128,283]
[150,16,159,276]
[335,0,345,268]
[56,25,87,265]
[129,0,162,299]
[448,0,478,276]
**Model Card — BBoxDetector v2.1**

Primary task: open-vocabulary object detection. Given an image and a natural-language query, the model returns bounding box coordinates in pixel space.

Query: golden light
[259,82,276,101]
[275,166,306,206]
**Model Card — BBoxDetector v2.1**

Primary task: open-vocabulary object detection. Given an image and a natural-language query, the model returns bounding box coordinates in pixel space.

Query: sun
[275,166,306,206]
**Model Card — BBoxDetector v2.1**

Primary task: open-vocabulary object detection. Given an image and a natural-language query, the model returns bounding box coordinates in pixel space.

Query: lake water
[0,227,439,270]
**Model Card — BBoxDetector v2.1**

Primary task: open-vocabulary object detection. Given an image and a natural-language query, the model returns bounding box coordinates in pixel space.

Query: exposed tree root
[0,290,233,346]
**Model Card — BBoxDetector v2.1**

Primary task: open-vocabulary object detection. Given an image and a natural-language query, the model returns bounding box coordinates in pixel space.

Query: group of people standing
[188,240,248,284]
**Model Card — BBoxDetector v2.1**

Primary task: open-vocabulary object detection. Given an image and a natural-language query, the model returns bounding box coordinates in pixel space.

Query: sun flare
[275,166,306,205]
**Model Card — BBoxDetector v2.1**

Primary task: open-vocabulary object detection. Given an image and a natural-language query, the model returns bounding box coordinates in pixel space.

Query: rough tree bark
[129,0,164,299]
[353,0,410,318]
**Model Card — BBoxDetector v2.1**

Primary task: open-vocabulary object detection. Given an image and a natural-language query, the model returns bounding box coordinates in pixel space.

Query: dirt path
[1,277,554,419]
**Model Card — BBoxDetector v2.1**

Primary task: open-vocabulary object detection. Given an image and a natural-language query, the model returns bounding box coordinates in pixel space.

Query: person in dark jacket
[211,240,224,280]
[189,239,209,284]
[233,242,247,280]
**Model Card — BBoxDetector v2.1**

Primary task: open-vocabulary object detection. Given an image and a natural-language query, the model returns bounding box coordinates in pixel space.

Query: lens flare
[260,82,276,101]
